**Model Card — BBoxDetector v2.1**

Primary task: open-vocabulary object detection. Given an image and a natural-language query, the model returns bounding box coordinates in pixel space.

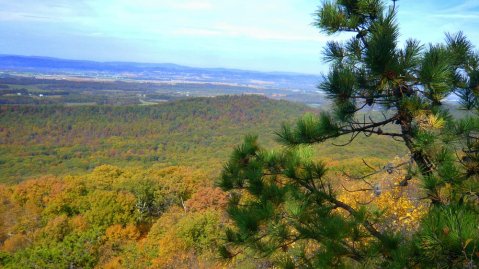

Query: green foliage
[4,228,103,269]
[276,113,340,145]
[0,95,308,183]
[0,94,406,188]
[364,10,400,77]
[221,1,479,268]
[419,45,454,104]
[415,206,479,267]
[320,66,357,102]
[315,0,384,34]
[82,190,138,228]
[220,136,396,267]
[175,210,224,253]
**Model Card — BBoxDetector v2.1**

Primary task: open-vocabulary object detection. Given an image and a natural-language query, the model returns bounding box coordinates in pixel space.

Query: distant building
[17,93,22,96]
[39,94,44,97]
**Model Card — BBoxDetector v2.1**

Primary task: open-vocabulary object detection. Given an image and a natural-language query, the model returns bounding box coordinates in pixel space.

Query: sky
[0,0,478,74]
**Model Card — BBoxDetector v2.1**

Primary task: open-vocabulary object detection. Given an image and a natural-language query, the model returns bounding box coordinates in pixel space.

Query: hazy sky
[0,0,478,74]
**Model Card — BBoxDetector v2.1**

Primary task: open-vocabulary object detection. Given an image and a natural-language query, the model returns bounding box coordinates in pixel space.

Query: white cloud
[211,23,333,42]
[167,23,343,43]
[0,0,93,22]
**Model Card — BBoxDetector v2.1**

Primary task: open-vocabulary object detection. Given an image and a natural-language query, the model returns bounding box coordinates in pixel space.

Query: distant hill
[0,55,193,72]
[0,54,321,91]
[0,95,311,183]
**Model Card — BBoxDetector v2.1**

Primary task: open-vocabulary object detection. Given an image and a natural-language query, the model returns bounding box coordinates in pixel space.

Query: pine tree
[219,0,479,267]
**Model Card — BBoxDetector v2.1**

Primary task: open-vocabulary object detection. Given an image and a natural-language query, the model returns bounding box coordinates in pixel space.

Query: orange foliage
[70,215,88,232]
[0,165,226,268]
[152,231,189,268]
[2,233,29,253]
[101,256,125,269]
[105,224,140,241]
[186,187,228,212]
[12,176,65,207]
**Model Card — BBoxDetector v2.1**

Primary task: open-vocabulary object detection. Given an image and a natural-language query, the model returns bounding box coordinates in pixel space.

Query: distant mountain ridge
[0,54,322,90]
[0,54,203,72]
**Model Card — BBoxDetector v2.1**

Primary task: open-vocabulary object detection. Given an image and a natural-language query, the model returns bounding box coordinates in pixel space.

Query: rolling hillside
[0,95,310,183]
[0,95,406,184]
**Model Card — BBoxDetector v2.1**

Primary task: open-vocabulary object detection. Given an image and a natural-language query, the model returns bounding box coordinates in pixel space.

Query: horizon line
[0,53,323,77]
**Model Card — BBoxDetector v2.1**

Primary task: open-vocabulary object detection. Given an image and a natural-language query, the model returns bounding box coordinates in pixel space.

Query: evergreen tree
[219,0,479,267]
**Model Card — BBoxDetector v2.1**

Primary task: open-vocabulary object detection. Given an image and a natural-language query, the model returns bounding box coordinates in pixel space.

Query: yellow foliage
[100,257,125,269]
[148,166,210,198]
[415,113,445,130]
[148,207,184,240]
[105,224,140,241]
[153,231,189,268]
[146,209,225,268]
[0,165,226,268]
[338,185,427,233]
[373,188,426,232]
[337,156,428,233]
[88,165,124,189]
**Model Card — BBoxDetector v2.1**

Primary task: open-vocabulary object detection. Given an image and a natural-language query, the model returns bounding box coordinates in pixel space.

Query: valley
[0,55,327,106]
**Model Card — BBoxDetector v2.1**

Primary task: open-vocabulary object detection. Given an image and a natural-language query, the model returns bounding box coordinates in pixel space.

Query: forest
[0,95,409,267]
[0,95,405,184]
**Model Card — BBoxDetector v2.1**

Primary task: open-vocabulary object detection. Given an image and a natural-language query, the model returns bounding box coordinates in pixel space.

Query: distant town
[0,55,328,106]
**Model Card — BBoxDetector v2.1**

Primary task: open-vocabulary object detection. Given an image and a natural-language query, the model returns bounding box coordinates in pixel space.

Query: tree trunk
[399,114,441,204]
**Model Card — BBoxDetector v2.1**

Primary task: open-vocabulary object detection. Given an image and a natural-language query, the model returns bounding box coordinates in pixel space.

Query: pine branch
[326,196,388,243]
[278,114,399,146]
